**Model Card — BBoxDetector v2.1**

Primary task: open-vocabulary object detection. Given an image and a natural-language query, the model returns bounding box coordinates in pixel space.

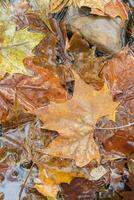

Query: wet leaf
[68,32,104,90]
[103,130,134,156]
[101,46,134,101]
[35,166,84,198]
[38,71,118,167]
[0,4,44,74]
[60,177,98,200]
[121,173,134,200]
[0,59,67,122]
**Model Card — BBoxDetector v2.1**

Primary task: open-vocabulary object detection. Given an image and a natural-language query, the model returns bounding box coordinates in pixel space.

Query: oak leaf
[38,71,118,167]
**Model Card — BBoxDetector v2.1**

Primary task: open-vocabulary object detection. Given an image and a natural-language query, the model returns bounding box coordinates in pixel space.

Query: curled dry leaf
[38,71,118,167]
[0,58,67,122]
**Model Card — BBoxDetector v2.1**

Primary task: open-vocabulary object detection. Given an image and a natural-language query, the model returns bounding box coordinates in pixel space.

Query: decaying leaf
[38,71,118,167]
[0,59,67,122]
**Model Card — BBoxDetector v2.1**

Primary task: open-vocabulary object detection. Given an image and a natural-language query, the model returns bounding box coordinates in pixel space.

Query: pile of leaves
[0,0,134,200]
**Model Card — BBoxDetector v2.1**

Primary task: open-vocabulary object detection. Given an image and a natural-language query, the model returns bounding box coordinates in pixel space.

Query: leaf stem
[18,162,35,200]
[95,122,134,130]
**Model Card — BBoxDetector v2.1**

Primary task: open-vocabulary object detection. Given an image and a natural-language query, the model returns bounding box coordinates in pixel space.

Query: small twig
[95,122,134,130]
[18,162,35,200]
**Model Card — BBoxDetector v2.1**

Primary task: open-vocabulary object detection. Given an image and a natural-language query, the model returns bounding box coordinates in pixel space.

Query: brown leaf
[68,32,104,90]
[60,177,98,200]
[73,0,111,11]
[122,173,134,200]
[49,0,111,13]
[35,166,84,198]
[0,58,67,122]
[101,46,134,101]
[102,47,134,114]
[91,0,128,23]
[103,130,134,156]
[38,71,118,167]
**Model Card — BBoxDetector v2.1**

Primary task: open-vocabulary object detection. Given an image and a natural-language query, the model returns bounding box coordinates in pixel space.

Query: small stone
[65,7,126,54]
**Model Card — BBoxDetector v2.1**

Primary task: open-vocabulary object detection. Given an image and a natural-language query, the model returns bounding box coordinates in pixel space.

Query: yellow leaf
[35,167,84,198]
[38,71,118,167]
[0,5,44,74]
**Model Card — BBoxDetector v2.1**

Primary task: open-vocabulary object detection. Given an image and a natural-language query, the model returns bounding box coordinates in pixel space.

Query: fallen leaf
[89,165,107,180]
[73,0,111,10]
[68,32,104,90]
[101,46,134,100]
[91,0,128,23]
[49,0,70,13]
[121,173,134,200]
[60,177,98,200]
[102,47,134,115]
[29,0,111,14]
[0,4,44,74]
[103,130,134,156]
[38,71,118,167]
[35,166,84,198]
[0,58,67,122]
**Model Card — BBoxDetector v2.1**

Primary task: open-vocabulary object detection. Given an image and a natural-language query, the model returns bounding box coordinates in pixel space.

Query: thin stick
[95,122,134,130]
[18,162,35,200]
